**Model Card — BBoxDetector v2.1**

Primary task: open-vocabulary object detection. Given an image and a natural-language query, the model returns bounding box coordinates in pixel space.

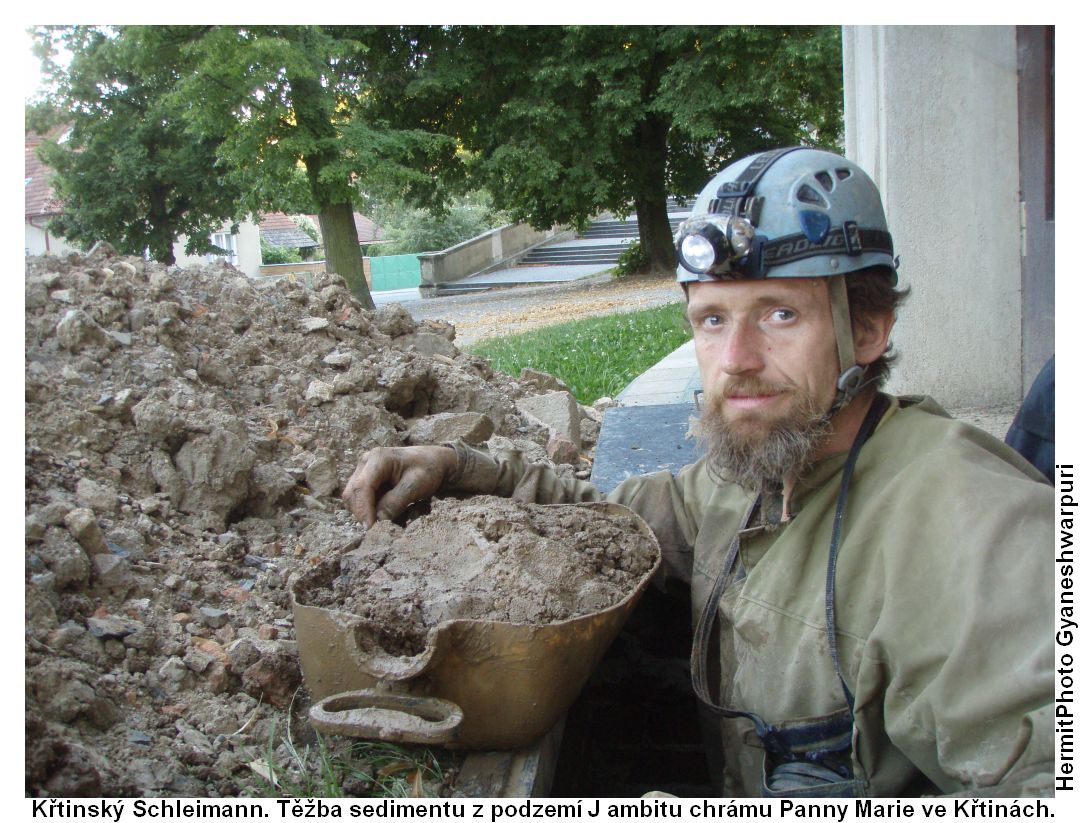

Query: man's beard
[697,378,832,493]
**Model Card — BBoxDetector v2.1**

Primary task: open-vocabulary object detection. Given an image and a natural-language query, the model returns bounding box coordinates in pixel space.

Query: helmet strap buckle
[747,235,769,278]
[842,221,863,255]
[827,275,868,415]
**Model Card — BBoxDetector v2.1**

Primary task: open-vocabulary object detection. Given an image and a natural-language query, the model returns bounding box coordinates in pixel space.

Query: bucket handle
[309,689,464,745]
[343,621,450,680]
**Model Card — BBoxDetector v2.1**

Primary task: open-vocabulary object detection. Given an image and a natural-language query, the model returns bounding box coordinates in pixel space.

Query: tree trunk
[317,201,374,310]
[631,112,676,274]
[291,70,376,309]
[634,195,676,273]
[149,183,177,265]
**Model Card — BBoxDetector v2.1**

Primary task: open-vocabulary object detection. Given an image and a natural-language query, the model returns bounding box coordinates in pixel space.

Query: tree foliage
[171,25,459,306]
[367,26,843,272]
[30,25,459,305]
[31,26,246,265]
[260,239,303,265]
[371,193,509,256]
[30,25,842,287]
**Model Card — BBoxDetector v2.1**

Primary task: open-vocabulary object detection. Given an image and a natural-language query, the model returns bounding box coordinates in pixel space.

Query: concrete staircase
[431,198,692,292]
[516,211,687,267]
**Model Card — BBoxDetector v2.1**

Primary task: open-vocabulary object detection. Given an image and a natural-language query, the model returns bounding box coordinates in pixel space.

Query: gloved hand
[342,445,459,527]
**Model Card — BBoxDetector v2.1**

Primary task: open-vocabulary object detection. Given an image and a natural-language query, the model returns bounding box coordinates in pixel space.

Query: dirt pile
[23,248,606,797]
[297,496,658,655]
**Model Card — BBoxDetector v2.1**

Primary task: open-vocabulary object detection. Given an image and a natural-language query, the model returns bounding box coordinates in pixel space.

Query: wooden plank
[453,720,564,798]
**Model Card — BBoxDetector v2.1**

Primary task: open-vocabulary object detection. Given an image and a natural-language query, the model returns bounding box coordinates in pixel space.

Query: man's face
[687,277,840,487]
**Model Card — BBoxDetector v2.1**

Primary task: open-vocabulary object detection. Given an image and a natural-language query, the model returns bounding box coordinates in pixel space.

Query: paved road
[391,270,684,347]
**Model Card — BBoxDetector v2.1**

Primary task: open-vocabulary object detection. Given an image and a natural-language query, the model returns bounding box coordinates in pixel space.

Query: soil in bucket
[300,495,659,654]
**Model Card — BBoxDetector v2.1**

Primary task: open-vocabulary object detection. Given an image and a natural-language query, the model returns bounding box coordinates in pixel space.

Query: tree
[368,26,843,273]
[174,26,459,308]
[371,193,509,256]
[31,26,247,265]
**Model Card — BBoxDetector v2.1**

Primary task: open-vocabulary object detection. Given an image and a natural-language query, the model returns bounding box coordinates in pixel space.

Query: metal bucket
[291,502,661,750]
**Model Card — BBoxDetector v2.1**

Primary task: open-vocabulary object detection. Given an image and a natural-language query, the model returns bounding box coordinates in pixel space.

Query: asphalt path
[391,271,684,347]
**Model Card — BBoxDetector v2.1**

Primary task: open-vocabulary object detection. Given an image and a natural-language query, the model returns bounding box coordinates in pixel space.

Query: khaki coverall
[444,394,1055,796]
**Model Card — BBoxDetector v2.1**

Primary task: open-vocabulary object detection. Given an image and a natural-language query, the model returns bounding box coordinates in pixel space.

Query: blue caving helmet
[675,146,899,409]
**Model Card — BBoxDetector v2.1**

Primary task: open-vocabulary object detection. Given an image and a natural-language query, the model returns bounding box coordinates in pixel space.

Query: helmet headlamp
[676,215,757,276]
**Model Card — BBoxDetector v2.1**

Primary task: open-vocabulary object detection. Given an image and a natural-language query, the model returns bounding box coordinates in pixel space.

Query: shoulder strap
[690,393,890,753]
[825,391,890,711]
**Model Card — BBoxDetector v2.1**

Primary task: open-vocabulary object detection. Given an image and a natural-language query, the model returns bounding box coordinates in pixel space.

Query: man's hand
[342,446,459,527]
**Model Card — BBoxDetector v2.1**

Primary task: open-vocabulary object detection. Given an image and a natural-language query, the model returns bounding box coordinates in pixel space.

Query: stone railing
[417,222,573,297]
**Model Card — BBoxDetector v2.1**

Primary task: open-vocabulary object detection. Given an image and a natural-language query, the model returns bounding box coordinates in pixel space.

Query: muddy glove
[342,446,459,527]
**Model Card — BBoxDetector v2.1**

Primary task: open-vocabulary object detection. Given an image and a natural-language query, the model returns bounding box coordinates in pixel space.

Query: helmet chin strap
[827,275,870,417]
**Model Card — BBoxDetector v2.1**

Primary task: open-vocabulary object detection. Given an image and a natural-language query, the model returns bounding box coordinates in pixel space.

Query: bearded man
[340,148,1054,797]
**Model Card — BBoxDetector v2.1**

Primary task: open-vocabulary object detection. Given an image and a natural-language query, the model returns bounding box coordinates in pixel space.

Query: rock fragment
[87,615,141,640]
[407,412,494,446]
[64,508,110,556]
[516,391,582,447]
[304,448,339,498]
[56,309,113,351]
[304,379,334,405]
[76,478,120,514]
[38,529,91,589]
[198,607,230,629]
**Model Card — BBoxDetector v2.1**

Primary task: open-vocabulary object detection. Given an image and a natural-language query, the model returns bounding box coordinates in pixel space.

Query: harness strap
[762,227,894,267]
[711,147,808,202]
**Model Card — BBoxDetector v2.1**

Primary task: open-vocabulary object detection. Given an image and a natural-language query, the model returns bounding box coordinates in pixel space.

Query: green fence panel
[369,254,421,291]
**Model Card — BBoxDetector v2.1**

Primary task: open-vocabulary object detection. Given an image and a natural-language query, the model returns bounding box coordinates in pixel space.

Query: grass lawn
[467,302,691,405]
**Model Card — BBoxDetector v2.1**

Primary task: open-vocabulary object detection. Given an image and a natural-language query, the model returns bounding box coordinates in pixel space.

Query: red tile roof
[25,126,68,219]
[259,212,318,248]
[260,212,385,246]
[351,213,385,244]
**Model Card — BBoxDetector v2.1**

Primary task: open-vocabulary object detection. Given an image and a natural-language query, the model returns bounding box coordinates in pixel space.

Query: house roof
[258,212,385,248]
[259,212,318,248]
[25,126,68,219]
[26,132,388,248]
[351,213,384,245]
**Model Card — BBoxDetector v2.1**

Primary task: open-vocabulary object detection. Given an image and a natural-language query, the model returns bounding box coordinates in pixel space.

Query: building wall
[25,221,83,258]
[843,26,1022,407]
[26,214,263,278]
[174,217,263,279]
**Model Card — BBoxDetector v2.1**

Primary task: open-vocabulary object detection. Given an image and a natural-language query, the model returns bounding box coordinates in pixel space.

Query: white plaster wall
[233,218,263,279]
[843,26,1022,407]
[25,223,82,258]
[174,217,263,279]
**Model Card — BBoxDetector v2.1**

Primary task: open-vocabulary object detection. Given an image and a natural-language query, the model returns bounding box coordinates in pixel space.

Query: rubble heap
[24,248,604,797]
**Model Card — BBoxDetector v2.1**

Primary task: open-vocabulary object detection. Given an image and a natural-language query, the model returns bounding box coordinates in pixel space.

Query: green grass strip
[467,302,691,406]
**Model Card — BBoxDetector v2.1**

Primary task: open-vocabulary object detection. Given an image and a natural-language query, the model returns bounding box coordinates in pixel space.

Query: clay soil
[298,496,658,655]
[23,248,622,797]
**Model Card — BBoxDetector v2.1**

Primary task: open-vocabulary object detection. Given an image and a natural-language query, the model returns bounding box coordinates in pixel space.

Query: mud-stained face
[687,278,838,488]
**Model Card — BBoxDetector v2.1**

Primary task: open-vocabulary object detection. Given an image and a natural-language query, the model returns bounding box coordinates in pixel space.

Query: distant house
[173,220,263,279]
[25,127,80,257]
[24,128,262,277]
[257,211,384,255]
[260,212,320,256]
